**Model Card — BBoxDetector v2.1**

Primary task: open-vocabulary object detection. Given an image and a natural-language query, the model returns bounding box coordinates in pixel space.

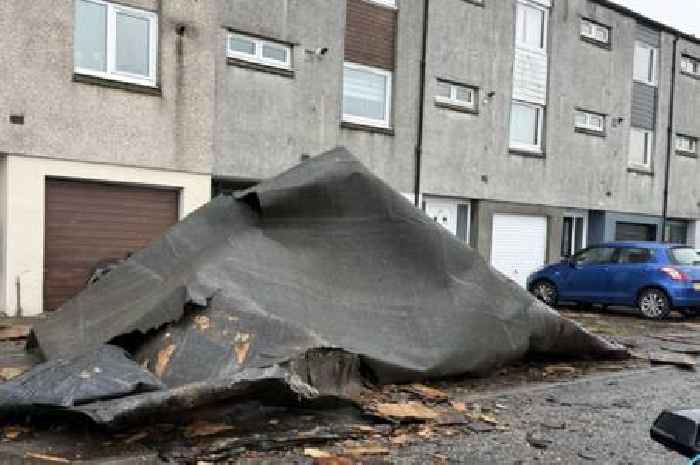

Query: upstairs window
[633,41,658,86]
[74,0,158,87]
[227,32,292,70]
[574,110,605,134]
[580,19,610,46]
[342,62,392,128]
[510,101,544,152]
[676,134,698,156]
[435,80,477,111]
[629,127,653,169]
[681,55,700,77]
[515,1,547,51]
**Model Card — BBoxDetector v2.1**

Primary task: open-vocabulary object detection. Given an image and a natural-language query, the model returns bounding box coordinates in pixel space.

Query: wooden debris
[313,457,354,465]
[24,452,70,463]
[3,425,30,440]
[0,366,28,381]
[407,384,449,401]
[0,324,31,340]
[436,413,469,426]
[479,414,499,425]
[155,344,176,377]
[662,345,700,356]
[233,332,252,365]
[183,420,234,438]
[343,444,390,456]
[543,365,577,376]
[390,434,411,446]
[449,400,467,412]
[305,448,333,459]
[123,431,149,444]
[193,315,211,332]
[373,402,439,421]
[467,421,496,433]
[648,351,696,369]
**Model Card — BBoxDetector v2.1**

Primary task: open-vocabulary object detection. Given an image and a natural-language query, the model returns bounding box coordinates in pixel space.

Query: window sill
[462,0,485,6]
[676,150,699,159]
[72,73,162,96]
[681,71,700,81]
[575,127,606,137]
[508,148,545,158]
[226,57,295,78]
[341,121,394,136]
[580,35,611,50]
[434,99,479,115]
[627,166,654,176]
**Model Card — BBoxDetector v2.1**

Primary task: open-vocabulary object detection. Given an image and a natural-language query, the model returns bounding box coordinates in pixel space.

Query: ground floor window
[665,221,688,244]
[561,215,585,257]
[615,222,657,242]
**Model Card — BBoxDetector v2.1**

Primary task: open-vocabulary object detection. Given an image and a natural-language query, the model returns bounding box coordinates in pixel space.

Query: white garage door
[491,214,547,288]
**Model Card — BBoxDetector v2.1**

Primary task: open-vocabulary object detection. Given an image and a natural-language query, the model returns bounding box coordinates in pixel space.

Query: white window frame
[574,110,605,133]
[342,62,393,129]
[365,0,397,8]
[580,19,610,45]
[681,55,700,77]
[509,100,544,153]
[515,0,549,53]
[676,134,698,155]
[226,32,292,70]
[435,81,476,110]
[633,41,658,86]
[562,213,588,257]
[629,127,654,169]
[74,0,158,87]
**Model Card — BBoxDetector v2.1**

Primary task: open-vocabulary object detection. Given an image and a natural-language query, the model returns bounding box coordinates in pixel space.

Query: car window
[617,247,654,264]
[669,247,700,265]
[574,247,615,265]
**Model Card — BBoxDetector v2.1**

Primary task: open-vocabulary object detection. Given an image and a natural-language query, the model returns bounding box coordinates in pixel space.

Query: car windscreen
[669,247,700,265]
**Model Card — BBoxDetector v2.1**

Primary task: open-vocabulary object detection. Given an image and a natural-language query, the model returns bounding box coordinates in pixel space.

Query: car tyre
[637,288,671,320]
[531,280,558,307]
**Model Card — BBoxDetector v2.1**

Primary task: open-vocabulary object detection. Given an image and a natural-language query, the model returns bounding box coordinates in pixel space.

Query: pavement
[1,308,699,464]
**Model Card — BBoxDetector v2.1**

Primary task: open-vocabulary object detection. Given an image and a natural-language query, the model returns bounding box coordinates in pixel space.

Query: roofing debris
[0,147,625,428]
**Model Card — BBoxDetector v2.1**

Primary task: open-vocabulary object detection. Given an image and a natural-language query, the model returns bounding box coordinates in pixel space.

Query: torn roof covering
[2,147,625,426]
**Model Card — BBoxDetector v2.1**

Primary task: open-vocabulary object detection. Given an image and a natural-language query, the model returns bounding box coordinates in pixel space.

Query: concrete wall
[2,155,211,316]
[420,0,682,219]
[471,200,584,265]
[212,0,421,194]
[667,38,700,220]
[0,0,215,174]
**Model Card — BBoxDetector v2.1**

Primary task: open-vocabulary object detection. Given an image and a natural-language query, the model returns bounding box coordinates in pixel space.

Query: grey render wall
[667,38,700,220]
[213,0,421,194]
[420,0,678,219]
[0,0,214,174]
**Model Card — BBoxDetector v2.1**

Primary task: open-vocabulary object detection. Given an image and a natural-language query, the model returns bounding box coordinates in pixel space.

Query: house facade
[1,0,700,315]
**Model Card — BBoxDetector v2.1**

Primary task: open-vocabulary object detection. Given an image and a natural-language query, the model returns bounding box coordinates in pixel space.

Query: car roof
[593,241,689,249]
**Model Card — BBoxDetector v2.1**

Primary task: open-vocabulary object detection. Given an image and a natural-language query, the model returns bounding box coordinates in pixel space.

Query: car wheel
[531,280,558,307]
[637,288,671,320]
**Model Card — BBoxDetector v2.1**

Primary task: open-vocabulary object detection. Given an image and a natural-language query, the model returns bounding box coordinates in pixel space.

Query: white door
[424,200,458,235]
[491,214,547,288]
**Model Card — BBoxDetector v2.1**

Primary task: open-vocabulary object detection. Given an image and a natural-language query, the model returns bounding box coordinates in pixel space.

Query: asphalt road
[387,366,698,465]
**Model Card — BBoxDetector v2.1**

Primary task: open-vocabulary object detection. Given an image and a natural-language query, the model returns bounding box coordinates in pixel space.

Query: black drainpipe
[661,35,679,242]
[414,0,429,207]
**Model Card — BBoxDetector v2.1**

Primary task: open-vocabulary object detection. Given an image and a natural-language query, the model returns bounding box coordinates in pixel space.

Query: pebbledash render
[1,0,700,315]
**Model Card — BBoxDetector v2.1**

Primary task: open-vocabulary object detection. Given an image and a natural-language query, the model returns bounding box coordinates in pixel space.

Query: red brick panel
[345,0,397,71]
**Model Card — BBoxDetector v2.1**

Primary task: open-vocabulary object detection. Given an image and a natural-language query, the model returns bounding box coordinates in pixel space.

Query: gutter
[661,35,679,242]
[414,0,429,207]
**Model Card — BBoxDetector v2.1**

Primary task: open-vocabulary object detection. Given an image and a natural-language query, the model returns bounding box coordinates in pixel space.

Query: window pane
[510,103,539,146]
[523,5,544,48]
[633,44,651,82]
[575,112,587,127]
[454,86,473,103]
[74,0,107,72]
[262,43,288,63]
[561,217,573,257]
[589,114,603,130]
[595,26,608,43]
[574,217,584,253]
[343,67,387,121]
[629,129,647,165]
[581,21,593,36]
[230,36,256,55]
[436,81,451,98]
[115,12,150,76]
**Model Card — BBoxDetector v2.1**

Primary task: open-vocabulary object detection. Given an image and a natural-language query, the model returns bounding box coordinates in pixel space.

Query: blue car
[526,241,700,319]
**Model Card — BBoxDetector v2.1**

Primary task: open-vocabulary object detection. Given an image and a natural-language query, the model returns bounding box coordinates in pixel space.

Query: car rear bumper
[668,285,700,307]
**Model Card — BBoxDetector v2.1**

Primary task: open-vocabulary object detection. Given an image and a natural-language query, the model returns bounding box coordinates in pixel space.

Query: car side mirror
[650,409,700,458]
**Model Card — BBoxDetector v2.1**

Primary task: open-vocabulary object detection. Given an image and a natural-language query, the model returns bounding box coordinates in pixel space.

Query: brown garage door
[44,179,179,312]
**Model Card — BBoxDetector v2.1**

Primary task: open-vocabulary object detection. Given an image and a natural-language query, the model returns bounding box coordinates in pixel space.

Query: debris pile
[0,147,625,427]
